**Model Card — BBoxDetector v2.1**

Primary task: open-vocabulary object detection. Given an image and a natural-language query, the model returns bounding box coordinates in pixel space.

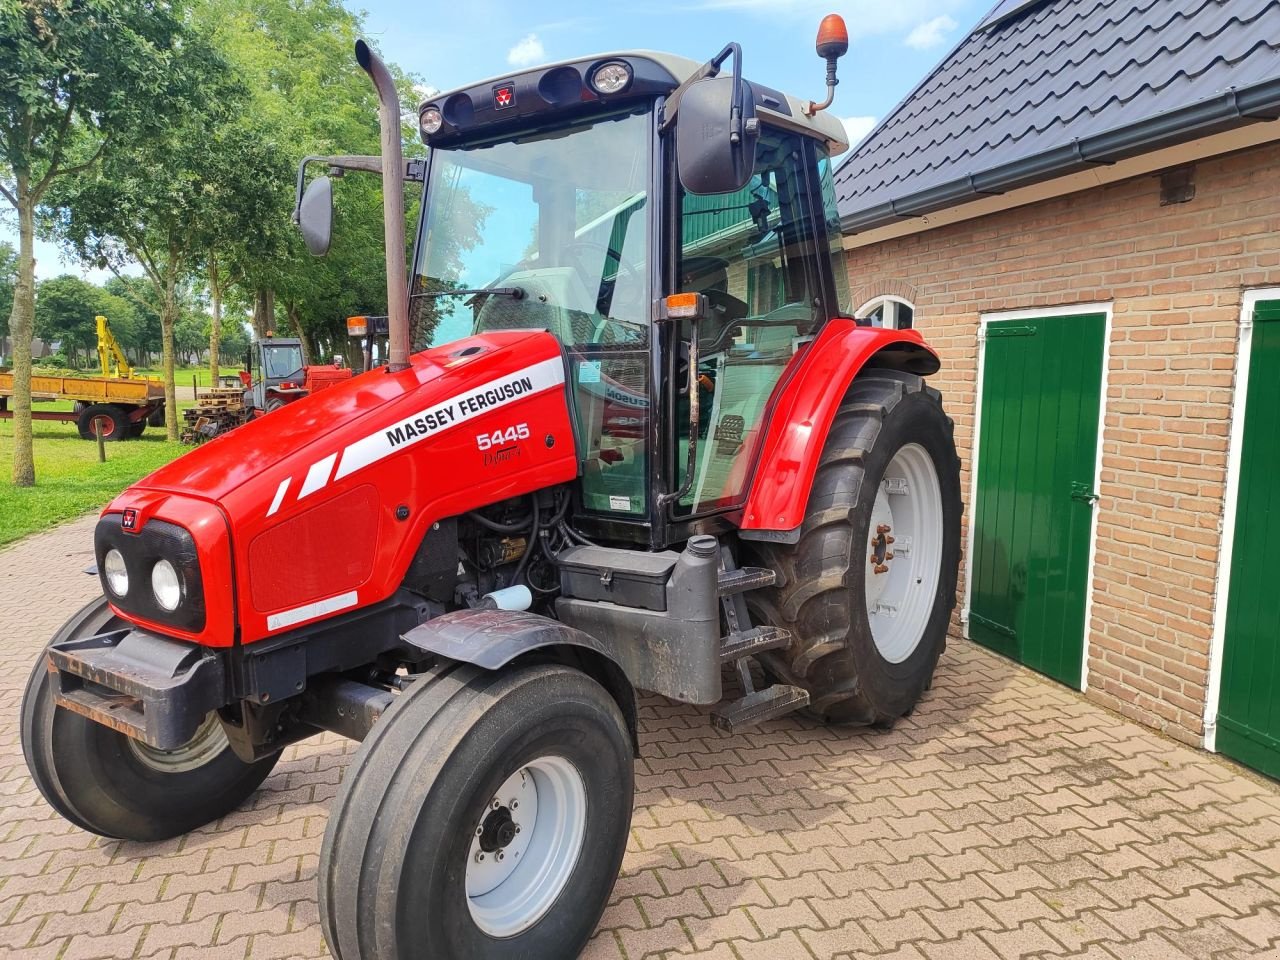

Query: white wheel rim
[127,713,228,773]
[465,755,587,938]
[864,443,944,663]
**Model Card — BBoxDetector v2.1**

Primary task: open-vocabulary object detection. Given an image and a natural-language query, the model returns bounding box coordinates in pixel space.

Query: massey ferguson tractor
[21,17,960,959]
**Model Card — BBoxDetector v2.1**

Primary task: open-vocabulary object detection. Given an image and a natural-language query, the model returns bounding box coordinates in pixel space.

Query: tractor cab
[240,337,306,411]
[398,48,854,547]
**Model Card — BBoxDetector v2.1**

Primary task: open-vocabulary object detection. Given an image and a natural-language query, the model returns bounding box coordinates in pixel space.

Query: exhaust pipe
[355,39,411,373]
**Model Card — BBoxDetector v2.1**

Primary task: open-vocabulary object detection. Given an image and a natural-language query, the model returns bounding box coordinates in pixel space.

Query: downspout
[355,39,411,373]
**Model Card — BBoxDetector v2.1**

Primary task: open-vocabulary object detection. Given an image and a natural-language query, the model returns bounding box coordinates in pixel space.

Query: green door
[1217,299,1280,779]
[969,313,1106,687]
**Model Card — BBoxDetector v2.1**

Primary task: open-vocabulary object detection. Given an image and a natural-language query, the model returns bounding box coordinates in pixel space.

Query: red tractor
[22,17,961,959]
[238,335,353,413]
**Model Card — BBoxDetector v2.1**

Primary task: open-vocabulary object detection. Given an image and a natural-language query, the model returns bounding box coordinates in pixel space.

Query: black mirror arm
[659,42,743,133]
[291,154,425,224]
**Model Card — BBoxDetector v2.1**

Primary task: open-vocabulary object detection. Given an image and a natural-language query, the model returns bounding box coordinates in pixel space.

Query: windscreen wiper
[411,286,525,300]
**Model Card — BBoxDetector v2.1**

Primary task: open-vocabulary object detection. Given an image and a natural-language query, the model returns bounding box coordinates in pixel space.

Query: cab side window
[675,128,822,515]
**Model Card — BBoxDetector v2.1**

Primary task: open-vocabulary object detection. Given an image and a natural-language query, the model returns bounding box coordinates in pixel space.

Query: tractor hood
[130,330,561,505]
[100,328,580,648]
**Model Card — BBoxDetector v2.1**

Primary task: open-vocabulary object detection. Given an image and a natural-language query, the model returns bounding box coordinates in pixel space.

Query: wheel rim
[127,713,228,773]
[864,442,944,663]
[465,755,587,938]
[90,414,116,438]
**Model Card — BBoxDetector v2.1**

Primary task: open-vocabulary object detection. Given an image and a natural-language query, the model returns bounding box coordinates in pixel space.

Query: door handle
[1070,481,1099,505]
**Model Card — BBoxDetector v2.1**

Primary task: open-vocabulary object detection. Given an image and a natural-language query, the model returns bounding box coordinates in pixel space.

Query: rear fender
[740,318,939,542]
[402,609,639,755]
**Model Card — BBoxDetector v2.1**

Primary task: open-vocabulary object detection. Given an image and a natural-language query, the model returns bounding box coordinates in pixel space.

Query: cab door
[669,127,830,519]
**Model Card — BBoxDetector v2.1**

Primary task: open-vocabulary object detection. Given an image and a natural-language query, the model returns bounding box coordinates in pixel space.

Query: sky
[1,0,996,283]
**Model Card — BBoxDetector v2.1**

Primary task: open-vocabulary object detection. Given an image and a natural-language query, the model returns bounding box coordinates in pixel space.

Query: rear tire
[76,404,129,441]
[320,662,633,960]
[128,420,147,437]
[745,370,961,725]
[20,597,280,841]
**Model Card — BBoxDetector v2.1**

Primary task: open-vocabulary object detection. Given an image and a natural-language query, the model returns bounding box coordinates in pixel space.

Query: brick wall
[842,141,1280,745]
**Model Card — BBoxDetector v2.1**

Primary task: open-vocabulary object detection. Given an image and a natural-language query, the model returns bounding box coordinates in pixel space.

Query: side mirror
[297,175,333,257]
[676,75,758,195]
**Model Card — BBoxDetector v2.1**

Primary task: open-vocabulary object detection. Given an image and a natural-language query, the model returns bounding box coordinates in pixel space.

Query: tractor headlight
[590,62,632,96]
[104,549,129,597]
[420,106,443,136]
[151,559,182,611]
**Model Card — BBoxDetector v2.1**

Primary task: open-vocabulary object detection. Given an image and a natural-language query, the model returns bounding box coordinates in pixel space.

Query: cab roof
[419,49,848,155]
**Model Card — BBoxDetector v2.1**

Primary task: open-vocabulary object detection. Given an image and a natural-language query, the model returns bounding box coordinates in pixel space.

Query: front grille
[95,514,207,632]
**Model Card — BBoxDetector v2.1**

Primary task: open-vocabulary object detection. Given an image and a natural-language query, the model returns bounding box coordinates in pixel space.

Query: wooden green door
[1217,299,1280,779]
[969,313,1106,687]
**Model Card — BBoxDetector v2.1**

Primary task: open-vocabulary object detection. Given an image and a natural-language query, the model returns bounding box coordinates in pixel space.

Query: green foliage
[0,241,14,340]
[33,273,103,359]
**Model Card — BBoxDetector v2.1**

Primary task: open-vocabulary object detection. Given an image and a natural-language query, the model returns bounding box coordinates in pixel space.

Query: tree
[34,274,103,366]
[1,0,215,485]
[196,0,426,364]
[50,48,279,440]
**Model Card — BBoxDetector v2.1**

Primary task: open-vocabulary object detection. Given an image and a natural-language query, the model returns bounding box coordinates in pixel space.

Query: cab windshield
[261,344,304,379]
[412,107,652,350]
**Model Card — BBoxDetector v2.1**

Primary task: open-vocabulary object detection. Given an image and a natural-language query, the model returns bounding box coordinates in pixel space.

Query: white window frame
[1204,287,1280,752]
[854,295,914,329]
[965,302,1112,692]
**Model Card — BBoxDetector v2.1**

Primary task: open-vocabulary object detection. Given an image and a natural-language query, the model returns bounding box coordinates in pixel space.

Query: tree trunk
[208,258,222,382]
[285,302,312,367]
[252,288,276,339]
[161,278,179,441]
[9,184,37,486]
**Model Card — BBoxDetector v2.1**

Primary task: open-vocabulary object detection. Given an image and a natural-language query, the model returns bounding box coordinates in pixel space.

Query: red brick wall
[842,142,1280,745]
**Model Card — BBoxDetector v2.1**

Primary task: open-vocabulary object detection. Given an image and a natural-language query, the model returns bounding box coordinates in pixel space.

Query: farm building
[835,0,1280,777]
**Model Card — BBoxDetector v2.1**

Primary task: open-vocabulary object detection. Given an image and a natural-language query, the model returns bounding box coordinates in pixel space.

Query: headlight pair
[103,548,182,612]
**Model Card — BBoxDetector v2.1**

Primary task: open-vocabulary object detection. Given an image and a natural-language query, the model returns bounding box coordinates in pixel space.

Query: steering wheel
[561,240,646,343]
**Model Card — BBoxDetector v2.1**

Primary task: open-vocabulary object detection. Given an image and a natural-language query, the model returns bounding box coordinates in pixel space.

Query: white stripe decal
[267,590,359,632]
[299,453,337,500]
[334,357,565,482]
[266,478,290,517]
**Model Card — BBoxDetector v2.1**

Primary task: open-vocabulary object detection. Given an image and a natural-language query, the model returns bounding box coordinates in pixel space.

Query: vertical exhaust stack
[355,39,411,373]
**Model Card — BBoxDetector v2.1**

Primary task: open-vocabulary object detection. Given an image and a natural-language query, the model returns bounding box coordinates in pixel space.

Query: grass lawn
[131,365,240,389]
[0,404,189,547]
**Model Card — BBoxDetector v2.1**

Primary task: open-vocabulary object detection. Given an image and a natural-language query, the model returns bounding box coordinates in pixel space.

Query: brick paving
[2,516,1279,959]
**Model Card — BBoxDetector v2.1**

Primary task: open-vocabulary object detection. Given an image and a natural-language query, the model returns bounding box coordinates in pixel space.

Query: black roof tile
[835,0,1280,230]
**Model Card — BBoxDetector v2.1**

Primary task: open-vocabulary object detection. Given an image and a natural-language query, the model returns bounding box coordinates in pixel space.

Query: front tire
[320,662,634,960]
[20,597,280,842]
[746,370,962,725]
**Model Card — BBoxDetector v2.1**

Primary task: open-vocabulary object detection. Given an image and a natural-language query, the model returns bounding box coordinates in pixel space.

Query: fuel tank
[102,331,578,646]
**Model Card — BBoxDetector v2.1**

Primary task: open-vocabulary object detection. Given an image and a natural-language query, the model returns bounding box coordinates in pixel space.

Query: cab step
[719,626,792,663]
[717,566,776,597]
[712,684,810,732]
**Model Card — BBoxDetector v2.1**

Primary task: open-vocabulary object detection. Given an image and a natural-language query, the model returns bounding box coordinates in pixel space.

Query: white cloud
[904,14,958,50]
[507,34,546,68]
[838,116,877,156]
[840,116,877,144]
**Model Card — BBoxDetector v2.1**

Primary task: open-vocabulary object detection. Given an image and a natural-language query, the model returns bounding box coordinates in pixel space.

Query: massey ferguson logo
[493,84,515,109]
[121,508,139,532]
[383,376,534,448]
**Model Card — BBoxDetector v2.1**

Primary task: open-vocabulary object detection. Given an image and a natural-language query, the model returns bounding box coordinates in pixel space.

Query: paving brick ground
[2,515,1279,959]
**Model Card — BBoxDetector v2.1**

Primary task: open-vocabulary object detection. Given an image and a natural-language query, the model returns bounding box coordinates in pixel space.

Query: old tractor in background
[22,16,961,960]
[183,335,354,442]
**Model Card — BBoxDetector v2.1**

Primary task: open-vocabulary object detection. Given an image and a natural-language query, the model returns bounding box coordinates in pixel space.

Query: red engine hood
[132,330,554,503]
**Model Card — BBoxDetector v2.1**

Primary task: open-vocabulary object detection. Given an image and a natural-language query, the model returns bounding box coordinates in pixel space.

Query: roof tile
[835,0,1280,226]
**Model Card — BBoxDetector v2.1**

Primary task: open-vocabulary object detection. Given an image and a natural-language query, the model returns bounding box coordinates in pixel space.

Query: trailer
[0,316,166,440]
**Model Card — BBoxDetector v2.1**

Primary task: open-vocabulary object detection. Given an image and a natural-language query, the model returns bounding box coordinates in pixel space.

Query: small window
[856,295,914,330]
